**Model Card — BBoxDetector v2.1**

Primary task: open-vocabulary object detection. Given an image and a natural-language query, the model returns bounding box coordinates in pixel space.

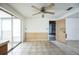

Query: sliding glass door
[0,9,22,51]
[2,19,12,51]
[0,19,1,40]
[2,19,12,41]
[1,18,21,50]
[13,19,21,42]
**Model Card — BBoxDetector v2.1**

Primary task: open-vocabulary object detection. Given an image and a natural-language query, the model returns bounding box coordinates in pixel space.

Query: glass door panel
[2,19,12,51]
[13,19,21,42]
[0,19,1,40]
[2,19,12,41]
[0,10,22,51]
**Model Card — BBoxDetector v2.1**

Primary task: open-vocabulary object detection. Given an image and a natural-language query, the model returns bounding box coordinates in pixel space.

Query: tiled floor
[67,40,79,49]
[8,41,79,55]
[8,42,20,51]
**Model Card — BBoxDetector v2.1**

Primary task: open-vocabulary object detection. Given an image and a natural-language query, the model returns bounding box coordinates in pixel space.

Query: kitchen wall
[25,18,49,32]
[24,18,49,41]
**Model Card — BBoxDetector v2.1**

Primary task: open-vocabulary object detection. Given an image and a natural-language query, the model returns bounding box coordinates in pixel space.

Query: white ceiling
[8,3,79,19]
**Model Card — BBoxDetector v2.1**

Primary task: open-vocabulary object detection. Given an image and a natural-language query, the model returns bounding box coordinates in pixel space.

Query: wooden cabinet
[0,40,9,55]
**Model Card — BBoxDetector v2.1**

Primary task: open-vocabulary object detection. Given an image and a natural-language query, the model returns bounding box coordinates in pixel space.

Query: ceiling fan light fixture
[66,7,73,11]
[42,14,44,18]
[32,3,55,18]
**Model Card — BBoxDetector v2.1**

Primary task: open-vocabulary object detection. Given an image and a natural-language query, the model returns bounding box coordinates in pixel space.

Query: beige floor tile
[8,41,79,55]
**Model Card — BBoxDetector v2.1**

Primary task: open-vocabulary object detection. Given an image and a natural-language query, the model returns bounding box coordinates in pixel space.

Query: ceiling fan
[32,3,55,18]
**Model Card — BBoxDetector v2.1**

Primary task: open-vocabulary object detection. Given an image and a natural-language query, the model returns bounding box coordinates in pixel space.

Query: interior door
[56,19,66,43]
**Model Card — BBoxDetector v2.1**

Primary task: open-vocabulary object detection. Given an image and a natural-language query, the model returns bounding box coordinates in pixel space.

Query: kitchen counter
[0,40,9,55]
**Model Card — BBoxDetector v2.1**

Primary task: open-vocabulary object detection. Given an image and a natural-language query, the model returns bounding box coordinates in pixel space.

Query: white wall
[25,18,49,33]
[66,18,79,40]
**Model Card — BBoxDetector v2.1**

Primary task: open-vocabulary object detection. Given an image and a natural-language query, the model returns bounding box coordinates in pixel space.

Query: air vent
[67,7,73,11]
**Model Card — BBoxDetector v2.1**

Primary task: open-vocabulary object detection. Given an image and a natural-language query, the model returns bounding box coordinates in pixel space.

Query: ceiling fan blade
[45,3,55,10]
[32,5,40,11]
[32,12,41,16]
[45,11,55,14]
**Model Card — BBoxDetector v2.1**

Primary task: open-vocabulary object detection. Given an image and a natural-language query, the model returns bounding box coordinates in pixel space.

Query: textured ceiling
[8,3,79,19]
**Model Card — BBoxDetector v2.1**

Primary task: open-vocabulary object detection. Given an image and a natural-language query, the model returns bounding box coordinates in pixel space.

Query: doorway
[49,21,56,41]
